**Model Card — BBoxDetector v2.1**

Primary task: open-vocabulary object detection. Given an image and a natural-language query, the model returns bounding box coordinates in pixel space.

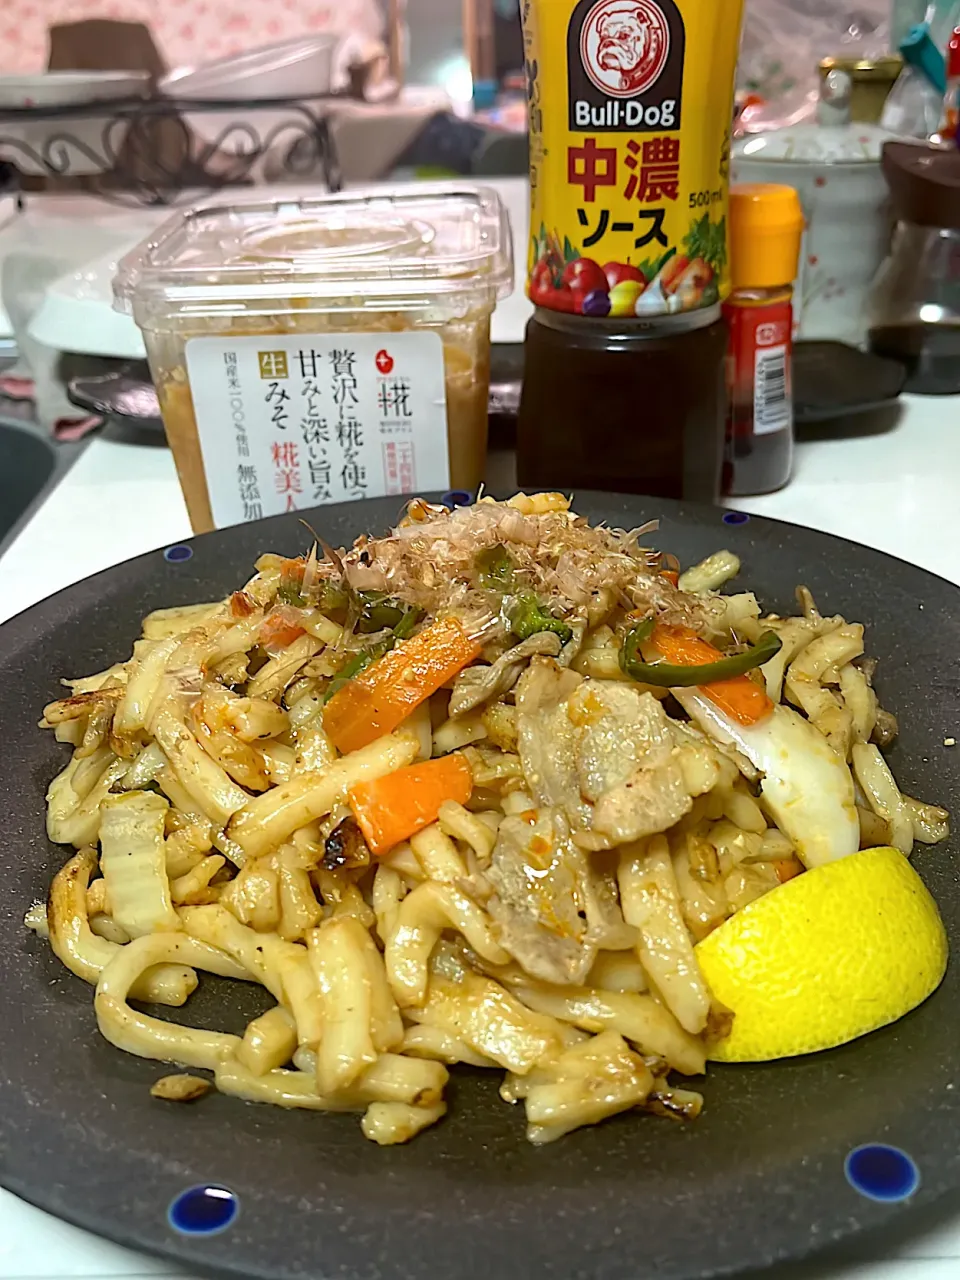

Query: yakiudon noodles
[28,493,949,1145]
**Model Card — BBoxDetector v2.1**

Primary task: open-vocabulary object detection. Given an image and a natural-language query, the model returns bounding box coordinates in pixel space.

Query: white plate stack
[0,72,150,176]
[158,36,340,157]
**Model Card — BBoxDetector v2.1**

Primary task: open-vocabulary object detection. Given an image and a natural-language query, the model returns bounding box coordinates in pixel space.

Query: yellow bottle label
[522,0,744,320]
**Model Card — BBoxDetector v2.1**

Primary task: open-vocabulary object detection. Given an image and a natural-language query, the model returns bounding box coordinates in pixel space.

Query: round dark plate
[0,493,958,1280]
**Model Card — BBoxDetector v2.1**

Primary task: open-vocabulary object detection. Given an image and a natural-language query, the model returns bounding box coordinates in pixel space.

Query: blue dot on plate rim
[168,1185,239,1236]
[163,544,193,564]
[441,489,474,508]
[845,1144,920,1203]
[722,511,750,526]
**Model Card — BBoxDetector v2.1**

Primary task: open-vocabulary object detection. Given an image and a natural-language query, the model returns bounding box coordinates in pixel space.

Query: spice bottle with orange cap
[723,184,804,497]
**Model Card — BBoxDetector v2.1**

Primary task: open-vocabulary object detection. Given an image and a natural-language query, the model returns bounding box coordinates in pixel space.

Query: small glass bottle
[722,184,804,497]
[867,141,960,395]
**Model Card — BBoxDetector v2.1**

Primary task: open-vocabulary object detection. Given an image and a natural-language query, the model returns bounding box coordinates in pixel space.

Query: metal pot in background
[817,55,903,124]
[732,69,896,347]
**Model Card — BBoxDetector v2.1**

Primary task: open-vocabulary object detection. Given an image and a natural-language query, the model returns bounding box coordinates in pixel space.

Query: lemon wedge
[695,847,948,1062]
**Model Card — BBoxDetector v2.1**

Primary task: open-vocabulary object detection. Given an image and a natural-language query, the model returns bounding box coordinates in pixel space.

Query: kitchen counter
[0,394,959,1280]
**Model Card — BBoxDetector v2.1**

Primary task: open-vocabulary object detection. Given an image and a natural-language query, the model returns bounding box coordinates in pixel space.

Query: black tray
[0,492,957,1280]
[67,341,906,441]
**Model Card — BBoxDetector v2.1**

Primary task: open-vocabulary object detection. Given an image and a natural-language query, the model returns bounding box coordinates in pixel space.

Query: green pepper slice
[509,590,573,645]
[322,605,422,702]
[278,578,350,614]
[477,545,516,590]
[476,546,572,645]
[318,581,350,616]
[619,620,782,687]
[357,591,409,634]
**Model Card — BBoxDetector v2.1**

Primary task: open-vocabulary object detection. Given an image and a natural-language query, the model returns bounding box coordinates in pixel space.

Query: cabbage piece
[100,792,181,937]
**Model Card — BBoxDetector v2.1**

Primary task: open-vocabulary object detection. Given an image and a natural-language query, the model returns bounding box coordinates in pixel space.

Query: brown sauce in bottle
[517,306,727,502]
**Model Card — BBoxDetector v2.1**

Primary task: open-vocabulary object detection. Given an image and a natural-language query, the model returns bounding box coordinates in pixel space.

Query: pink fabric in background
[0,0,385,75]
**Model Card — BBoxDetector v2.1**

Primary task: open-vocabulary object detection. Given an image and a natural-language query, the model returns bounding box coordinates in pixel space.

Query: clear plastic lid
[113,184,514,318]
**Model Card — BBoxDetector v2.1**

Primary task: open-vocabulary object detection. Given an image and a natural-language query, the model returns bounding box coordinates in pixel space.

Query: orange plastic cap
[729,184,804,291]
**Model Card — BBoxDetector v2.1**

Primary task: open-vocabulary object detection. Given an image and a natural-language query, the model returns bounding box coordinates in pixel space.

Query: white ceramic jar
[732,116,894,346]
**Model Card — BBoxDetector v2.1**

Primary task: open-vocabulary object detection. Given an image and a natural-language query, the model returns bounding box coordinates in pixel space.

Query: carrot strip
[323,616,481,755]
[650,624,774,726]
[348,754,474,856]
[659,569,680,587]
[774,857,804,883]
[259,612,306,650]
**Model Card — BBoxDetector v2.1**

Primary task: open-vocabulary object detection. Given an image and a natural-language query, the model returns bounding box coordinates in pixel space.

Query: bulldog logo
[580,0,670,99]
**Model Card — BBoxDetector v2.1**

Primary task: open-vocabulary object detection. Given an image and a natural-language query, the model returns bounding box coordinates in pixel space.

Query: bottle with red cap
[940,25,960,143]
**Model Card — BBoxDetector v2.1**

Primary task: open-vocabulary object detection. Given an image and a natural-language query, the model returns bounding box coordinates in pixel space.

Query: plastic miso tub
[114,186,514,533]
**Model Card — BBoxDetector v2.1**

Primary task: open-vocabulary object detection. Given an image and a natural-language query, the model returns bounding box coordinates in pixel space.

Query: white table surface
[1,393,959,1279]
